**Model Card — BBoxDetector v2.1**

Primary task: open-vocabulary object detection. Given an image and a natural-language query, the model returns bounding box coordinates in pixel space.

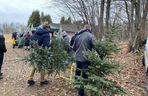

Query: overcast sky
[0,0,62,24]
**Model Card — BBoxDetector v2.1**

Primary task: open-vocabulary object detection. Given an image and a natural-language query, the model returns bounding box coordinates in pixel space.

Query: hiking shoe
[27,80,35,86]
[40,80,49,85]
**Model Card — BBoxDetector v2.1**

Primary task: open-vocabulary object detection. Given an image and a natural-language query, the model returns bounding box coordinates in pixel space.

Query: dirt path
[0,43,75,96]
[1,41,148,96]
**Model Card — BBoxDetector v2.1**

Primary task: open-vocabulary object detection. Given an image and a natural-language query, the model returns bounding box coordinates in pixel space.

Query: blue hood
[35,28,49,35]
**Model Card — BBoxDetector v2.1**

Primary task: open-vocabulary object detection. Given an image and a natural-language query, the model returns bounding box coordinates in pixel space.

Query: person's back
[62,31,70,45]
[31,27,50,47]
[72,24,95,96]
[73,27,95,62]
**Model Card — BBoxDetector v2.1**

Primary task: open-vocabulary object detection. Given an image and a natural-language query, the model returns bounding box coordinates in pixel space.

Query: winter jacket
[73,29,95,62]
[70,32,79,46]
[0,35,7,54]
[12,32,17,40]
[24,32,31,40]
[63,35,70,45]
[31,28,50,47]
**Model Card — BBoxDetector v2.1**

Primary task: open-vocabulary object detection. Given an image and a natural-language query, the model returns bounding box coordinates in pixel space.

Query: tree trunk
[128,0,135,51]
[132,0,148,51]
[105,0,111,37]
[99,0,105,39]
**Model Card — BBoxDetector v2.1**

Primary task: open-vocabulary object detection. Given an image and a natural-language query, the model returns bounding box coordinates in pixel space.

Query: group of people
[0,22,95,96]
[27,23,72,86]
[27,23,95,96]
[11,31,31,50]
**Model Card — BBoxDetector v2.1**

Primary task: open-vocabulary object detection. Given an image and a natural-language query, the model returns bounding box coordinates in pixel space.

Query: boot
[40,80,49,85]
[27,80,35,86]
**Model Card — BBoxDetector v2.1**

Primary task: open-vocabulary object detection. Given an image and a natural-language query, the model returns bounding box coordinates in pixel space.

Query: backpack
[70,34,78,46]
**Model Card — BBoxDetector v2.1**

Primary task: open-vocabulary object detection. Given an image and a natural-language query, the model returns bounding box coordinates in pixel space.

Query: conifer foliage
[74,40,126,96]
[23,38,73,75]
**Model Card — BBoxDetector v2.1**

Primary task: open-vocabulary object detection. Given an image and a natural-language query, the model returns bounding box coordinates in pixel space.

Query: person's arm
[0,36,7,53]
[3,37,7,52]
[42,36,50,47]
[90,34,96,49]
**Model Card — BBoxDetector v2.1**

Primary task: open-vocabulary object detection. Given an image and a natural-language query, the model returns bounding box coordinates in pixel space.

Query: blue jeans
[75,61,90,96]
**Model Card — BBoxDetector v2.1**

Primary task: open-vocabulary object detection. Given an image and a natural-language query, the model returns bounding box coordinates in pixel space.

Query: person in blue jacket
[27,22,50,86]
[0,32,7,79]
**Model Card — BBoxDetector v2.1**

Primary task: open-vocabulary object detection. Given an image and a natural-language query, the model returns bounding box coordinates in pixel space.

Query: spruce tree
[60,16,65,24]
[28,10,41,28]
[40,12,44,23]
[74,40,126,96]
[42,15,52,24]
[65,17,72,24]
[23,38,74,75]
[60,16,72,24]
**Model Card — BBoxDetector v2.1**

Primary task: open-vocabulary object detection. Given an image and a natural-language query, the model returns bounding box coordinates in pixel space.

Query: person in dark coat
[72,24,95,96]
[11,32,17,48]
[24,32,31,50]
[62,31,70,45]
[0,32,7,79]
[27,22,50,86]
[70,32,79,47]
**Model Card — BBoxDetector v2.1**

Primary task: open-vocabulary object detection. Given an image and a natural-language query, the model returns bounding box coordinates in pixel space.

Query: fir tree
[65,17,72,24]
[60,16,65,24]
[28,10,41,28]
[74,40,126,96]
[41,14,52,24]
[60,16,72,24]
[23,38,74,75]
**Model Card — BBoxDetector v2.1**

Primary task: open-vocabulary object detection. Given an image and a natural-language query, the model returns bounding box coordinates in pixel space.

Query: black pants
[75,61,90,96]
[0,53,4,72]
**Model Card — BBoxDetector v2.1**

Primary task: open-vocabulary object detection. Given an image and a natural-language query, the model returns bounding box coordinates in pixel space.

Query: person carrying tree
[27,22,50,86]
[72,24,95,96]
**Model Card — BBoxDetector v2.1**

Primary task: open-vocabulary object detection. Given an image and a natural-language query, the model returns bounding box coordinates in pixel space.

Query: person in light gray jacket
[62,31,70,45]
[72,24,95,96]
